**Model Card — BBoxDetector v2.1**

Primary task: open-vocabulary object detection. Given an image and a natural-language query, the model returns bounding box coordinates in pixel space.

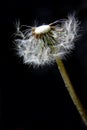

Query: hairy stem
[56,57,87,126]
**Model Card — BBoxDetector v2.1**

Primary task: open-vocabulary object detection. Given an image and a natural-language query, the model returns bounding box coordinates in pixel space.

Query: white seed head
[14,15,79,66]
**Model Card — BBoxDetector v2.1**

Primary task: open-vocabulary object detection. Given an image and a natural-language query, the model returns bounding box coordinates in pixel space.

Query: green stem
[56,57,87,126]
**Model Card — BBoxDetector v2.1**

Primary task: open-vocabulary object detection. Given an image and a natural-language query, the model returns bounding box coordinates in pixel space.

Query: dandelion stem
[56,57,87,126]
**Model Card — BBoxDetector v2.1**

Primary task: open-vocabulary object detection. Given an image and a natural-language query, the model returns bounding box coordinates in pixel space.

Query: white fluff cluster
[15,15,79,66]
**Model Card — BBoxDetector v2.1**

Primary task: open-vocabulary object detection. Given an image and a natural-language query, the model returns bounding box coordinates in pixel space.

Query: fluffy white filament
[15,15,79,66]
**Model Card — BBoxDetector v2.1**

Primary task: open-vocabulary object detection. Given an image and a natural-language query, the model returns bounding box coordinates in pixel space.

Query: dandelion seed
[15,15,79,66]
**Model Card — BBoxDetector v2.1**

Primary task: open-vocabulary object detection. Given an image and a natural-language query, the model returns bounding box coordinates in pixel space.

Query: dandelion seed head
[14,15,79,66]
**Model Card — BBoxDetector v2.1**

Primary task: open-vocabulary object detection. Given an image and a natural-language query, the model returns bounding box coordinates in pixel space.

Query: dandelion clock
[14,15,87,126]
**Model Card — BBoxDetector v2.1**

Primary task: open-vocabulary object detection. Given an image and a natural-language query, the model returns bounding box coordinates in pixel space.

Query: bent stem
[56,57,87,126]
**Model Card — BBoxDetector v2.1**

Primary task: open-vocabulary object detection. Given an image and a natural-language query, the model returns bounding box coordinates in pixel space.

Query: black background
[1,0,87,129]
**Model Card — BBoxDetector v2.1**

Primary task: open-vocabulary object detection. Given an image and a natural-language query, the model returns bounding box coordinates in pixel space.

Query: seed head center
[34,25,51,35]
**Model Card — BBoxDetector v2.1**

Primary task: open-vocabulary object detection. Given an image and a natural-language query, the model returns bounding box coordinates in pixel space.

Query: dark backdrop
[1,0,87,129]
